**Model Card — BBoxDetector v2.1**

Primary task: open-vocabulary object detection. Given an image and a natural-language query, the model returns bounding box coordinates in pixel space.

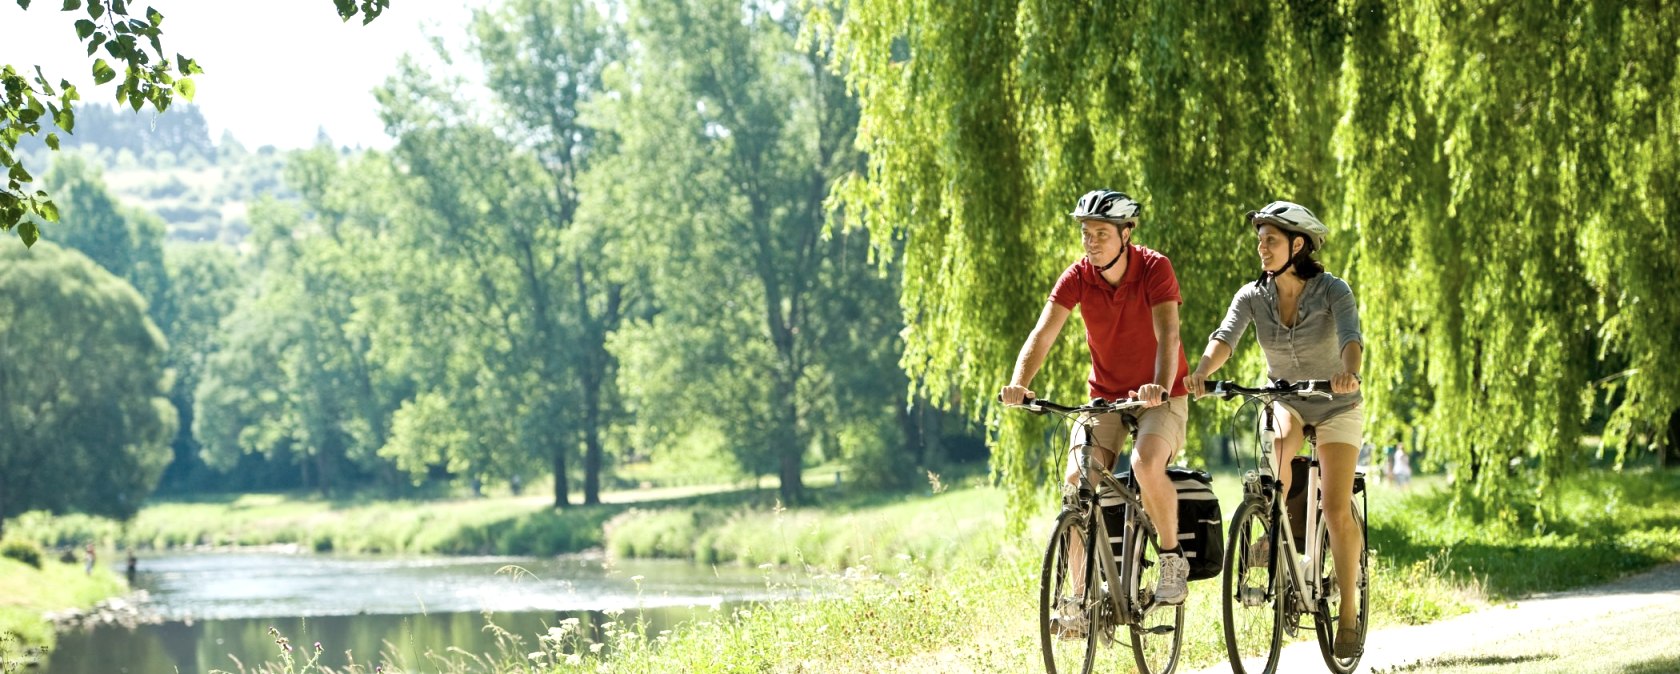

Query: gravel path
[1186,562,1680,674]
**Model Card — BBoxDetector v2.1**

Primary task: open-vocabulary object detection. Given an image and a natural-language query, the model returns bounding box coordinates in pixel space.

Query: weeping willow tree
[832,0,1680,526]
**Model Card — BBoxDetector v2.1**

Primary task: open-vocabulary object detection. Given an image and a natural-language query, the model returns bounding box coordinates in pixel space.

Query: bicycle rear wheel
[1041,510,1098,674]
[1222,499,1282,674]
[1313,502,1369,673]
[1125,518,1183,674]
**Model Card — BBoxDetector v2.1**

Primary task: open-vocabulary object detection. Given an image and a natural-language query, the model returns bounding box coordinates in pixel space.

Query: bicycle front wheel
[1125,519,1184,674]
[1313,501,1369,674]
[1222,499,1282,674]
[1041,510,1098,674]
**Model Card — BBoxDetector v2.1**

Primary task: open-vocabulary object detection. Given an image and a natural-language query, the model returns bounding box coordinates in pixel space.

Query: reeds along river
[41,552,814,673]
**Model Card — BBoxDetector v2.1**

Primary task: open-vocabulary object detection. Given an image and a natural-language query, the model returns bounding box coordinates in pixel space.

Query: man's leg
[1129,434,1179,549]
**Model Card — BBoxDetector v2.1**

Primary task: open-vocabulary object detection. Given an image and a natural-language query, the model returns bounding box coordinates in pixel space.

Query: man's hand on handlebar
[1131,383,1167,408]
[1000,384,1035,406]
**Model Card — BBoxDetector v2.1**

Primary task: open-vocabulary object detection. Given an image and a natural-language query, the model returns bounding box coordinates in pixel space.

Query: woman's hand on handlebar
[1331,371,1361,395]
[1183,369,1209,399]
[1000,383,1035,406]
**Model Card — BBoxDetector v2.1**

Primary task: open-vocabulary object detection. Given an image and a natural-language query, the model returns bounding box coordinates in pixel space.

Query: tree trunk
[1663,407,1680,469]
[776,375,804,505]
[583,377,603,505]
[553,444,571,509]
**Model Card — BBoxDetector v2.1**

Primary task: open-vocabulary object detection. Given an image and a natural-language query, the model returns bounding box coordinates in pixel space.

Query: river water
[41,552,808,673]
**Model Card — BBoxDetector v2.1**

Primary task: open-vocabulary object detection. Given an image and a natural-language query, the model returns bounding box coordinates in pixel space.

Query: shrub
[0,539,45,569]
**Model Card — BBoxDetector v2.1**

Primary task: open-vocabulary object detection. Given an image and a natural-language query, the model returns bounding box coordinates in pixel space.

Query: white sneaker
[1156,553,1189,605]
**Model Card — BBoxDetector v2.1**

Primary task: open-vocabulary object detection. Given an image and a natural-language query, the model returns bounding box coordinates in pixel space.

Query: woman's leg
[1317,441,1363,630]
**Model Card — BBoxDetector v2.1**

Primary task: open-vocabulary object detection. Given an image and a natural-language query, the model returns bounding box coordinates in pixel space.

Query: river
[41,552,810,673]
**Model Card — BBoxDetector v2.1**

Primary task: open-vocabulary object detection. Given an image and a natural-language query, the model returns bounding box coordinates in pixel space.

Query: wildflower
[528,651,546,661]
[590,643,604,654]
[630,575,645,582]
[567,653,583,665]
[314,642,323,653]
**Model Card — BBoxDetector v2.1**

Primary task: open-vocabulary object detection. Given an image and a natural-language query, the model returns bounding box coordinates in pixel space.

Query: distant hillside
[20,104,301,245]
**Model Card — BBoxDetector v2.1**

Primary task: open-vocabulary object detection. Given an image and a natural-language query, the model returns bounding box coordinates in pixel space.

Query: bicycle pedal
[1142,624,1177,635]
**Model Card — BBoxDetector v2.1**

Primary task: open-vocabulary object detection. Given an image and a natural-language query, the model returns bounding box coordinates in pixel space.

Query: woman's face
[1256,223,1299,273]
[1081,220,1127,265]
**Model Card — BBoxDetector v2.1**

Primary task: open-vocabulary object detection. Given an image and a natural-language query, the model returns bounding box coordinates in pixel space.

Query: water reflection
[42,553,811,673]
[46,607,722,673]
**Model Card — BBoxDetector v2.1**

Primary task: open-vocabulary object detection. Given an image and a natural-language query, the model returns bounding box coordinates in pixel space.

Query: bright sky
[0,0,482,150]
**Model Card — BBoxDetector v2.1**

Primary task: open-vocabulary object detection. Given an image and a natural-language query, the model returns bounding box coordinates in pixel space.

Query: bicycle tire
[1222,499,1283,674]
[1125,516,1184,674]
[1313,501,1369,673]
[1041,510,1099,674]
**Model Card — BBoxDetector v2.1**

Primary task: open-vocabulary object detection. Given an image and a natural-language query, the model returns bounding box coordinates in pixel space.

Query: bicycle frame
[1250,400,1326,613]
[1220,380,1367,621]
[1072,430,1164,629]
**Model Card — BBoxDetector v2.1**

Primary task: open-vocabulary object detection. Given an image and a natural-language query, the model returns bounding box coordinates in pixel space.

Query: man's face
[1080,219,1126,264]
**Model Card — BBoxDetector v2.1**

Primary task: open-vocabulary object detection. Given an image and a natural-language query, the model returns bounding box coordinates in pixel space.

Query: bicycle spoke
[1041,511,1097,674]
[1222,501,1282,674]
[1128,522,1183,674]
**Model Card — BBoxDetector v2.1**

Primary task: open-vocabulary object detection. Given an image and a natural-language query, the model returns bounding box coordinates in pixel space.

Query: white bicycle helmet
[1248,201,1328,251]
[1071,190,1142,225]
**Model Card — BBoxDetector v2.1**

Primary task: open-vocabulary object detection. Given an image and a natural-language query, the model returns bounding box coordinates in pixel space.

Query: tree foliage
[836,0,1680,524]
[0,242,174,537]
[594,0,903,505]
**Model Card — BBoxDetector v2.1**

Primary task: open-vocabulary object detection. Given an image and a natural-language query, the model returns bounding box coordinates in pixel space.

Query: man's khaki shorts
[1064,395,1188,478]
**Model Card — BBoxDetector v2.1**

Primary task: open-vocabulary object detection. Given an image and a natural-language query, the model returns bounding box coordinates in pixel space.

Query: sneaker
[1333,619,1363,658]
[1155,553,1189,605]
[1246,538,1271,569]
[1053,595,1088,639]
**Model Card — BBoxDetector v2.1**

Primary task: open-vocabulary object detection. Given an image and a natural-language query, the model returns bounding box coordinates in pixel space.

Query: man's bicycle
[1204,380,1369,674]
[1003,395,1185,674]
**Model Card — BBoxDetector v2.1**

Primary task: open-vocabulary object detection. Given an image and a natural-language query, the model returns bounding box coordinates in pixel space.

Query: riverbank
[0,555,128,668]
[10,468,1679,673]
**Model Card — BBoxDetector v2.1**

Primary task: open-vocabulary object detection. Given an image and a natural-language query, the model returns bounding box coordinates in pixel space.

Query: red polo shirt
[1048,244,1190,401]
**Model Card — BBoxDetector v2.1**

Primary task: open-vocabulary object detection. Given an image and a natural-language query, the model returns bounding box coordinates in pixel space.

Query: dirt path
[1186,562,1680,674]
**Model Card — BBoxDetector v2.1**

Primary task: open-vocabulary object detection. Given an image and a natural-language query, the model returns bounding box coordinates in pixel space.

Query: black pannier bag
[1108,467,1224,581]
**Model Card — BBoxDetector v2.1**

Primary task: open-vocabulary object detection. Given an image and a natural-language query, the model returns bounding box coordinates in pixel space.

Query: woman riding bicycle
[1000,189,1192,605]
[1182,200,1366,657]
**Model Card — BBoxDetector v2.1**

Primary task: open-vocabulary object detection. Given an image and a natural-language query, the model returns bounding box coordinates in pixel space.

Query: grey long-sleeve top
[1209,272,1364,423]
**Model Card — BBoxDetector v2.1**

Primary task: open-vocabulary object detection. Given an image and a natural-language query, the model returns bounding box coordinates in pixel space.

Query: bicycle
[1204,380,1369,674]
[1003,395,1185,674]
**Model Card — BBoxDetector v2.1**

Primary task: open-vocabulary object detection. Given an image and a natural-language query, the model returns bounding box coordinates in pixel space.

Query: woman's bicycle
[1003,395,1185,674]
[1204,380,1369,674]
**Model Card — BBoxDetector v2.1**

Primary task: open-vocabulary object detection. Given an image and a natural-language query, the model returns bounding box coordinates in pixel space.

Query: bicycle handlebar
[998,390,1167,415]
[1205,379,1336,401]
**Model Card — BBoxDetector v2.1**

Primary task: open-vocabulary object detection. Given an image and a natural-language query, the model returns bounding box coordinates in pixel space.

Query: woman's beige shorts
[1275,401,1364,448]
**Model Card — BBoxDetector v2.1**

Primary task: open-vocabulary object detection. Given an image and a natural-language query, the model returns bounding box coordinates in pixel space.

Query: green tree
[152,242,245,492]
[597,0,901,504]
[194,155,410,494]
[41,154,169,309]
[836,1,1680,523]
[2,0,386,242]
[0,242,174,537]
[374,0,627,506]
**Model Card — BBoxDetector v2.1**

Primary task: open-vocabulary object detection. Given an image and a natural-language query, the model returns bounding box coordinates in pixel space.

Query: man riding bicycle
[1000,189,1192,606]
